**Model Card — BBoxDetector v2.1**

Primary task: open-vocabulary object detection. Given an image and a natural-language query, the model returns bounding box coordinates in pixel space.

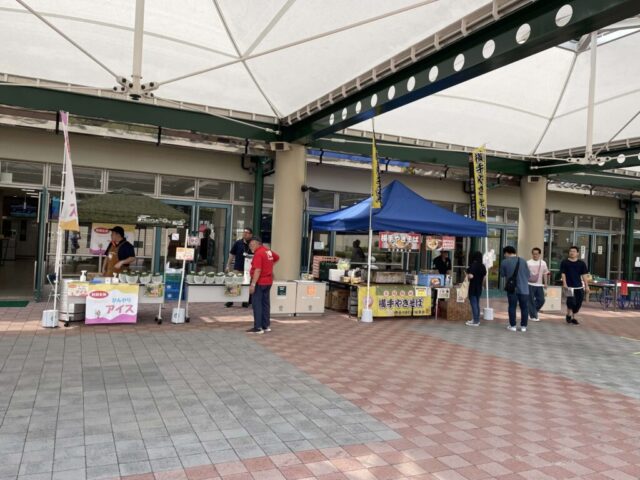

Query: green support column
[252,157,265,238]
[624,200,636,280]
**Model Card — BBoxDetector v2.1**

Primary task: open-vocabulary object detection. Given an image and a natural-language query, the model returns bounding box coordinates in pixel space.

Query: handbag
[504,258,520,294]
[528,260,542,283]
[458,278,469,300]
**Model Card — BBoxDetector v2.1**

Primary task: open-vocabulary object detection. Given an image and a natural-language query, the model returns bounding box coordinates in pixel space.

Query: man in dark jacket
[225,227,253,308]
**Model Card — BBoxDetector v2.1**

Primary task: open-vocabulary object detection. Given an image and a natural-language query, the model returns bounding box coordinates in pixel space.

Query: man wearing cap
[103,226,136,277]
[247,237,279,334]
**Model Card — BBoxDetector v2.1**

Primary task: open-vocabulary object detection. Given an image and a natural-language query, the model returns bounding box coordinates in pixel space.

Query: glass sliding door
[160,203,194,271]
[486,227,502,289]
[591,234,609,279]
[574,232,591,264]
[196,204,230,272]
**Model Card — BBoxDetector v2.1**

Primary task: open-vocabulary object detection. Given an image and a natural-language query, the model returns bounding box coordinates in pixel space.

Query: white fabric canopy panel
[0,0,489,117]
[0,0,639,156]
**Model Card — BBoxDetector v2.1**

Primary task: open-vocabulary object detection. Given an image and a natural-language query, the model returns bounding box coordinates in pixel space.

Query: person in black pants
[560,246,590,325]
[465,251,487,326]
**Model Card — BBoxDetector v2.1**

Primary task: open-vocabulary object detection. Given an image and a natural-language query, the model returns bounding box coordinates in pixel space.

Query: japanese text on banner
[469,147,488,222]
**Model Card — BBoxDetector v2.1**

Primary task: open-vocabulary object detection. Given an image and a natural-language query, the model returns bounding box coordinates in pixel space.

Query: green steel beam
[311,134,530,176]
[283,0,640,142]
[530,147,640,175]
[0,85,278,142]
[552,173,640,191]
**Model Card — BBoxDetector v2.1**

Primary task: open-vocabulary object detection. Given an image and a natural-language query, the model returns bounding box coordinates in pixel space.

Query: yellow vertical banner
[371,136,382,208]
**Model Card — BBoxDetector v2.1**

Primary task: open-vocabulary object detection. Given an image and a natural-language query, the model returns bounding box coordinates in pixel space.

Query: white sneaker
[520,327,527,332]
[506,325,517,332]
[465,321,479,327]
[530,317,540,322]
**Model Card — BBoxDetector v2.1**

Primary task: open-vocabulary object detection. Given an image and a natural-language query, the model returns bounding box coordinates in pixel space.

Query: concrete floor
[0,300,639,480]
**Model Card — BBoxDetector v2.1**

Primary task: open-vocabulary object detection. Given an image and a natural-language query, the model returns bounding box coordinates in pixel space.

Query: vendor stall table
[61,279,165,326]
[184,283,250,321]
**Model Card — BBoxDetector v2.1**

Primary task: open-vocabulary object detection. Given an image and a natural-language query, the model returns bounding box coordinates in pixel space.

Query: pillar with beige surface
[271,144,306,280]
[517,177,547,258]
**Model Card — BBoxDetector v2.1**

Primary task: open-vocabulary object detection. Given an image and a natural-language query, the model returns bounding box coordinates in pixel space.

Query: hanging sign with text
[425,235,456,251]
[378,232,421,250]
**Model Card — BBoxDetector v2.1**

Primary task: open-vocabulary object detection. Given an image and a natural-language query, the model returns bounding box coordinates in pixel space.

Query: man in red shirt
[248,237,280,334]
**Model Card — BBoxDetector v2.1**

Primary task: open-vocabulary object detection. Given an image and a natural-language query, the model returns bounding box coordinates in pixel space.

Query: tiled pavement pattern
[411,320,640,399]
[0,300,638,479]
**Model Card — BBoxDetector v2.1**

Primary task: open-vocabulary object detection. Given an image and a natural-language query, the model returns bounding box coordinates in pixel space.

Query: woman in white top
[527,247,549,321]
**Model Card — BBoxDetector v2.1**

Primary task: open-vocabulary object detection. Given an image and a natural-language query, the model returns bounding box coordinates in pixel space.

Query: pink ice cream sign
[85,284,138,324]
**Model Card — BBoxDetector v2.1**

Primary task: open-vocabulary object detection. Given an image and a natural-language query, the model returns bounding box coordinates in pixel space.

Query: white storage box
[270,281,297,316]
[295,281,326,315]
[328,269,345,282]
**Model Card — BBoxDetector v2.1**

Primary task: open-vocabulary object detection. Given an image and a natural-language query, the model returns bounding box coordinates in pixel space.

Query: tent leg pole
[307,229,313,274]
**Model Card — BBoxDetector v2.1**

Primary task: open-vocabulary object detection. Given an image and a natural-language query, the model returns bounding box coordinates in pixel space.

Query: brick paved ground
[0,300,639,480]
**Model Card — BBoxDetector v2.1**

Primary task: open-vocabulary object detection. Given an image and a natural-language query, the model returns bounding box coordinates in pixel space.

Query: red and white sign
[378,232,421,250]
[89,223,135,254]
[425,235,456,251]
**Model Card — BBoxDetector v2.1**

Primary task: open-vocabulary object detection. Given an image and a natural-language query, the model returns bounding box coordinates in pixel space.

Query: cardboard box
[437,287,471,321]
[330,289,349,311]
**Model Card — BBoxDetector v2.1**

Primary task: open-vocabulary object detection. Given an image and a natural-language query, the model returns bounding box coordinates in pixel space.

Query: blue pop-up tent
[312,180,487,237]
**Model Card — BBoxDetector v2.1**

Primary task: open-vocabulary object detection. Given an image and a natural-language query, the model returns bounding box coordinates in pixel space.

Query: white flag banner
[58,111,80,232]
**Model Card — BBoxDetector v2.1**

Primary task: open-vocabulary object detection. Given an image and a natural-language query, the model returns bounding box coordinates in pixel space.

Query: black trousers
[566,287,584,314]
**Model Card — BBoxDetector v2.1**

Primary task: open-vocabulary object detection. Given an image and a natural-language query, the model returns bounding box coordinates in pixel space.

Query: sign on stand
[85,284,139,324]
[540,286,562,312]
[176,248,195,261]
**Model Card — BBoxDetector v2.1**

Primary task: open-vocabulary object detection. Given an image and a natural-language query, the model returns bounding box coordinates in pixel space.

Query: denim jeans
[252,285,272,330]
[528,286,545,319]
[507,293,529,327]
[469,294,481,324]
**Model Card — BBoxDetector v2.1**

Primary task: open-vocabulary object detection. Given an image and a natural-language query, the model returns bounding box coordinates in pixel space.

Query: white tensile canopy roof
[1,0,639,156]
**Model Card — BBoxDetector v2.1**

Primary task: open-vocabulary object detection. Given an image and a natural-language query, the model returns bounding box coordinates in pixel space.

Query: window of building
[108,170,155,194]
[505,208,519,225]
[160,175,195,198]
[261,207,272,245]
[263,184,274,203]
[577,215,593,229]
[0,160,44,185]
[339,192,367,209]
[234,182,254,203]
[594,216,610,230]
[553,213,575,228]
[309,190,335,209]
[611,218,622,232]
[51,165,103,191]
[198,179,231,201]
[232,205,253,239]
[487,207,505,223]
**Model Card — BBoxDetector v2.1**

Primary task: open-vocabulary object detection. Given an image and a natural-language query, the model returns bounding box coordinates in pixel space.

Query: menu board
[425,235,456,251]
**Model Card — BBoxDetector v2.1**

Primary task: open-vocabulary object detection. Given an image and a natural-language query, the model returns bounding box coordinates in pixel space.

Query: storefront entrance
[161,201,230,272]
[0,187,41,298]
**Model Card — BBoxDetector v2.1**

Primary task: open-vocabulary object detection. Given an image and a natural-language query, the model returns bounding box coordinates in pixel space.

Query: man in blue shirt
[225,227,253,308]
[500,245,530,332]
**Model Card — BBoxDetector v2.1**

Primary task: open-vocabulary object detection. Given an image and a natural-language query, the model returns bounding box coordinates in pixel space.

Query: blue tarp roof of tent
[311,180,487,237]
